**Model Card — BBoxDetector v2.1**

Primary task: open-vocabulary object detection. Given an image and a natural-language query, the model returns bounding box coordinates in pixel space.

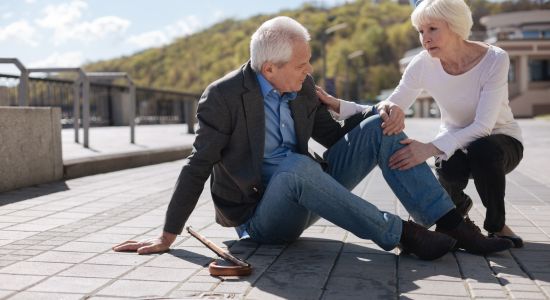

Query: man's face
[263,40,313,93]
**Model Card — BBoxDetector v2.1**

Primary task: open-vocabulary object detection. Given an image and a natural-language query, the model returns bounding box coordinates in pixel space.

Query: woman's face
[417,18,460,58]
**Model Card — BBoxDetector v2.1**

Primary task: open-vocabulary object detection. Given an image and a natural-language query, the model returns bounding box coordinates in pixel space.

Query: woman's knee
[467,137,505,166]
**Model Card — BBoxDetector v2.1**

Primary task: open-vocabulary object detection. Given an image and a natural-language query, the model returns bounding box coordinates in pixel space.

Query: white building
[481,10,550,117]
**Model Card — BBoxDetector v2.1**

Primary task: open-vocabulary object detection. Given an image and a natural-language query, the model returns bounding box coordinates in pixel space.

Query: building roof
[480,10,550,29]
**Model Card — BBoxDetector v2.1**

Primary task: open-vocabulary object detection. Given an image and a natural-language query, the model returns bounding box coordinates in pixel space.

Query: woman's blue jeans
[247,115,454,250]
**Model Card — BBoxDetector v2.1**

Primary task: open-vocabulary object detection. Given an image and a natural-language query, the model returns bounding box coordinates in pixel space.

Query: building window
[544,30,550,39]
[529,59,550,81]
[523,30,540,39]
[508,58,516,82]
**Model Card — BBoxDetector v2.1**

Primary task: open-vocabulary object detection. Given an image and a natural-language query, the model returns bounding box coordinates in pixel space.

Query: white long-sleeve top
[336,45,523,160]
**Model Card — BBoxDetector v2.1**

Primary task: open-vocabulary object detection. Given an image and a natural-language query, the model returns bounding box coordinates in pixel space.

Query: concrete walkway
[0,119,549,299]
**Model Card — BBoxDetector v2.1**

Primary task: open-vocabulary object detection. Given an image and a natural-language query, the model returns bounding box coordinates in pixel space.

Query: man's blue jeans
[247,115,454,250]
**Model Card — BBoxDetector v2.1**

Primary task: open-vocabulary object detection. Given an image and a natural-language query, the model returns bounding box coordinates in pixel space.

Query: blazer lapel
[241,64,265,179]
[290,94,315,155]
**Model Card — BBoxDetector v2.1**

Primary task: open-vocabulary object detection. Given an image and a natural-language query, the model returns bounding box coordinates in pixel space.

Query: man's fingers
[112,241,142,252]
[137,243,168,255]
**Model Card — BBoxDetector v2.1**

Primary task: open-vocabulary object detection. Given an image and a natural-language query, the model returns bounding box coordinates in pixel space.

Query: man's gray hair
[411,0,473,40]
[250,16,311,72]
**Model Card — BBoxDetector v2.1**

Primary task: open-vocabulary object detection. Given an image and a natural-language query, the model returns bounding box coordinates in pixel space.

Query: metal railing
[0,58,199,148]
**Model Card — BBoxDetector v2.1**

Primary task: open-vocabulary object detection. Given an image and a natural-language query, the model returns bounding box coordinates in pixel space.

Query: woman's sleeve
[432,51,510,159]
[328,100,371,121]
[386,53,425,109]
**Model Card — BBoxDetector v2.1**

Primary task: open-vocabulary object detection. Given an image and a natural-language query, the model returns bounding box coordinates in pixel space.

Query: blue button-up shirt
[236,73,299,240]
[256,73,298,186]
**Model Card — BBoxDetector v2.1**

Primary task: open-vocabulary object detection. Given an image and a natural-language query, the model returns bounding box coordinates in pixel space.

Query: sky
[0,0,346,74]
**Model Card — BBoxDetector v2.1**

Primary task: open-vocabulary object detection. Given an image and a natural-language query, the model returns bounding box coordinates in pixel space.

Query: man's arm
[113,84,232,254]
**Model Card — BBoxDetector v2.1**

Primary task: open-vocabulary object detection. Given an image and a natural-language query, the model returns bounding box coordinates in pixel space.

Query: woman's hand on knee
[389,139,441,170]
[376,101,405,135]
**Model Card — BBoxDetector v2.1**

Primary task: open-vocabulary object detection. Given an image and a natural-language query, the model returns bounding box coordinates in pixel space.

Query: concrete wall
[0,107,63,192]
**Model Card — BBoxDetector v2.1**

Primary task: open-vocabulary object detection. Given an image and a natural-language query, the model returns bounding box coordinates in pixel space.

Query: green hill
[83,0,549,100]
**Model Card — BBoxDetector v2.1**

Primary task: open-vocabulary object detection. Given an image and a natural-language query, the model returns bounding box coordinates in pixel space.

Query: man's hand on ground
[376,101,405,135]
[112,231,176,255]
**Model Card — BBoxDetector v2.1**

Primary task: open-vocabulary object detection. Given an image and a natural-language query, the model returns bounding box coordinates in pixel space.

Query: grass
[535,114,550,121]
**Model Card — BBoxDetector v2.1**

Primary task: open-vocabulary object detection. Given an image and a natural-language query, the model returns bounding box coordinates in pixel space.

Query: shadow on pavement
[0,181,69,205]
[162,237,549,299]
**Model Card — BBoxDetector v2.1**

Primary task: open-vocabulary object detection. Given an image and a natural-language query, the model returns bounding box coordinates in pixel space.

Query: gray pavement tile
[52,241,113,253]
[28,251,97,263]
[0,261,73,276]
[0,231,39,240]
[144,253,210,269]
[0,290,13,298]
[121,266,196,282]
[14,249,43,256]
[399,293,469,299]
[213,281,251,294]
[7,291,84,300]
[0,274,45,290]
[399,279,470,297]
[59,263,133,278]
[38,240,71,246]
[323,274,396,299]
[24,245,56,251]
[98,226,151,235]
[94,279,178,298]
[28,276,110,294]
[246,284,320,300]
[75,233,136,244]
[0,240,15,247]
[174,281,216,292]
[0,244,26,250]
[470,288,509,298]
[85,252,154,266]
[509,291,548,299]
[0,254,33,262]
[0,223,16,229]
[187,275,223,284]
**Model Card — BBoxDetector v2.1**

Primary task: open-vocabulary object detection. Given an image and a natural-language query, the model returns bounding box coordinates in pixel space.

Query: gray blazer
[164,62,371,234]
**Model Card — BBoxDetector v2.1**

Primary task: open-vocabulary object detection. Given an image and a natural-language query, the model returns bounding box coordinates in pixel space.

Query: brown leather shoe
[436,218,514,254]
[399,220,457,261]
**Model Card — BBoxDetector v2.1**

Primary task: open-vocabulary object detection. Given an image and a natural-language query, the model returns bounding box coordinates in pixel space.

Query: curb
[63,145,192,179]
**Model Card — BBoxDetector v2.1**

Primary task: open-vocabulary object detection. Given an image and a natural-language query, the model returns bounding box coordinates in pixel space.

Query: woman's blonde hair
[411,0,473,40]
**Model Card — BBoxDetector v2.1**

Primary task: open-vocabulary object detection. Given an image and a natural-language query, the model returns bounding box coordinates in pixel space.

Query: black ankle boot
[399,220,457,261]
[436,218,513,254]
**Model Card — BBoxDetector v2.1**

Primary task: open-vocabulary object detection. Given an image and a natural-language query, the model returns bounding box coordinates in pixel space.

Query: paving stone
[85,252,154,266]
[0,261,72,275]
[0,274,45,290]
[7,291,84,300]
[53,241,113,252]
[95,279,177,297]
[28,276,110,293]
[399,279,470,297]
[213,281,251,294]
[28,251,97,264]
[175,281,216,292]
[122,266,196,282]
[144,253,209,269]
[59,263,133,278]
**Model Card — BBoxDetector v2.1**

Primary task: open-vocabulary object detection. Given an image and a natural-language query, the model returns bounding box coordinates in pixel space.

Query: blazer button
[252,186,259,193]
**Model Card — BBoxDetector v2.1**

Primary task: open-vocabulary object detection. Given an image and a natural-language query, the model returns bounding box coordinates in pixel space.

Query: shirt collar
[256,72,297,101]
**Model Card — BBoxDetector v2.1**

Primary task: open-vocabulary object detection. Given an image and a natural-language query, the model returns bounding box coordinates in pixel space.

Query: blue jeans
[246,115,454,250]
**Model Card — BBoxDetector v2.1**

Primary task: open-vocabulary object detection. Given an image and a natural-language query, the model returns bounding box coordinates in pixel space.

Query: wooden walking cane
[186,226,252,276]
